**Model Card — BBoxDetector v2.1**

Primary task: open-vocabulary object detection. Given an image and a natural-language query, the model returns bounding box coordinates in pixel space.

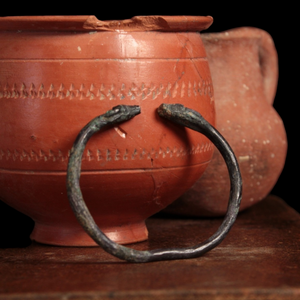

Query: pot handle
[66,104,242,263]
[257,28,278,105]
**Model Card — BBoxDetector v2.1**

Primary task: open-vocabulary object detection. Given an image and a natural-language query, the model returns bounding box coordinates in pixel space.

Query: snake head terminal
[157,103,204,130]
[105,105,141,124]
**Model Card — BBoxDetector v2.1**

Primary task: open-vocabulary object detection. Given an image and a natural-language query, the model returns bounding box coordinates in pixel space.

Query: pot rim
[0,15,213,32]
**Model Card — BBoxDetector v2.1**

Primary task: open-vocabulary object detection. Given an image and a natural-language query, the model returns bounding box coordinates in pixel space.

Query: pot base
[30,221,148,246]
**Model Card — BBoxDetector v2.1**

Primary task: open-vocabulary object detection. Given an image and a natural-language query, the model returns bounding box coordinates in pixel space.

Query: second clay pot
[163,27,287,216]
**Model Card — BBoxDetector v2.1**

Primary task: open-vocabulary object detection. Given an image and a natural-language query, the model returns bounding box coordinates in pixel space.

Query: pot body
[164,27,287,216]
[0,16,215,245]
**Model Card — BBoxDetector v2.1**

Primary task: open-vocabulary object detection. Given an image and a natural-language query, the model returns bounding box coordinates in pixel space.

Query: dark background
[0,9,296,247]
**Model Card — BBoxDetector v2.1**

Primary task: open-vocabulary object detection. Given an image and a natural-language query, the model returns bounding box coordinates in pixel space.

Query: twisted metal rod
[66,104,242,263]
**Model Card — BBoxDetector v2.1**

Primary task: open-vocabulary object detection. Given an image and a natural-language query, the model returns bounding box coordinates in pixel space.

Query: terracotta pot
[0,15,216,245]
[163,27,287,217]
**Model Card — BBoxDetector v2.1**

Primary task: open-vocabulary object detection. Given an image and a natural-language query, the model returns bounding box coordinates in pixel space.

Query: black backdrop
[0,9,296,247]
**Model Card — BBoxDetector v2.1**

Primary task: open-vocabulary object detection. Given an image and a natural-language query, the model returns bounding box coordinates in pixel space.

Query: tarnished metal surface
[66,104,242,263]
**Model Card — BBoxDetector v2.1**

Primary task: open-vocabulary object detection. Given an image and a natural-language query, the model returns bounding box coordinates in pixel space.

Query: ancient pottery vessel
[164,27,287,217]
[0,15,220,246]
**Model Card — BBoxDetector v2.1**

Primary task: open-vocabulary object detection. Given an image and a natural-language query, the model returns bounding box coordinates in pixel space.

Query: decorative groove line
[0,143,213,163]
[0,80,214,100]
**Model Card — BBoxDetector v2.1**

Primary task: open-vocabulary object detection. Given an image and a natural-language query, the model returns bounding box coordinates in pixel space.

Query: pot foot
[30,221,148,246]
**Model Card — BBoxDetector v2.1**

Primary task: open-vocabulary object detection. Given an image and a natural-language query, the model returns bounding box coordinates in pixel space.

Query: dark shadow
[0,201,34,248]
